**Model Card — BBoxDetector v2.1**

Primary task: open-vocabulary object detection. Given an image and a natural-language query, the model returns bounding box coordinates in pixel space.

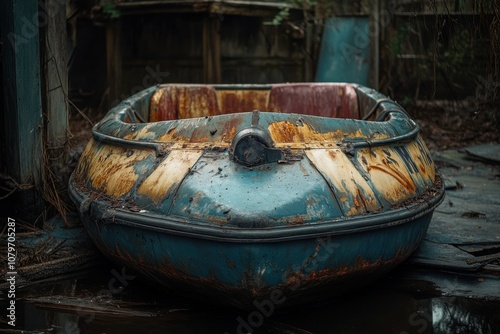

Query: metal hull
[69,83,445,308]
[70,180,440,308]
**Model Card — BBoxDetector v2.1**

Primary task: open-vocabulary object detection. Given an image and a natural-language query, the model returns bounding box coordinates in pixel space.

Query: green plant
[268,7,290,26]
[101,0,120,19]
[266,0,318,26]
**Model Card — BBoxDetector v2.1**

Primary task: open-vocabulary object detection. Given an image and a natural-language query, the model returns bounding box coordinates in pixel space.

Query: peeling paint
[137,150,203,204]
[153,86,220,120]
[123,124,160,141]
[306,149,379,216]
[268,120,390,148]
[157,127,184,143]
[82,142,155,197]
[357,147,419,204]
[268,120,340,143]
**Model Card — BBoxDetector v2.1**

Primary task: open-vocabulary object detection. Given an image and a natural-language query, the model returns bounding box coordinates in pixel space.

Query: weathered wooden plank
[0,0,44,219]
[42,0,68,156]
[0,214,102,289]
[39,0,70,224]
[407,240,482,272]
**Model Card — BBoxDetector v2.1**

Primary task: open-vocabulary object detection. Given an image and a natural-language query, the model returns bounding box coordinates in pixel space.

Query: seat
[216,89,270,114]
[267,83,360,119]
[149,85,220,121]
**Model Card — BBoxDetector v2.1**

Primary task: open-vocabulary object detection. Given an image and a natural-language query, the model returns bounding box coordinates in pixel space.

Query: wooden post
[42,0,68,156]
[38,0,70,224]
[0,0,44,221]
[41,0,69,181]
[203,15,221,84]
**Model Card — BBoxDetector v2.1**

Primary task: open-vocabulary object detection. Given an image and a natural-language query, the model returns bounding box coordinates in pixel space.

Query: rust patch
[282,215,307,226]
[148,88,164,122]
[93,226,426,309]
[151,86,220,121]
[176,87,219,119]
[157,127,184,142]
[268,120,341,143]
[110,246,254,308]
[353,188,369,212]
[267,83,361,119]
[268,121,389,148]
[219,116,243,143]
[419,163,426,173]
[285,247,413,291]
[123,124,159,141]
[216,89,270,114]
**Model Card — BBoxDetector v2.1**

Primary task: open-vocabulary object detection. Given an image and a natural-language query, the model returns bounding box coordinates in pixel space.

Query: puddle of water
[1,267,499,334]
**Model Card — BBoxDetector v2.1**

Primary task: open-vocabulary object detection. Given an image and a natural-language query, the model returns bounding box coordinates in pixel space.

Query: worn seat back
[216,89,270,115]
[149,85,220,122]
[267,83,360,119]
[149,83,360,122]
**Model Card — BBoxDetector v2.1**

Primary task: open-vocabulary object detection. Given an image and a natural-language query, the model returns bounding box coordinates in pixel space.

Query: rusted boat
[69,83,445,308]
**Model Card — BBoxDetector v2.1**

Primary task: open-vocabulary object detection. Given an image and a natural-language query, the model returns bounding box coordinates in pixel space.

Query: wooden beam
[114,0,301,17]
[0,0,45,220]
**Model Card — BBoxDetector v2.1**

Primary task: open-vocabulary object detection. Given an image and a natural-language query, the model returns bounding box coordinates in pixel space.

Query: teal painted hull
[70,180,441,308]
[69,83,445,308]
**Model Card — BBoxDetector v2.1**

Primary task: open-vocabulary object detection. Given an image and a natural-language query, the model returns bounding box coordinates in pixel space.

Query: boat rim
[69,173,445,243]
[91,84,420,156]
